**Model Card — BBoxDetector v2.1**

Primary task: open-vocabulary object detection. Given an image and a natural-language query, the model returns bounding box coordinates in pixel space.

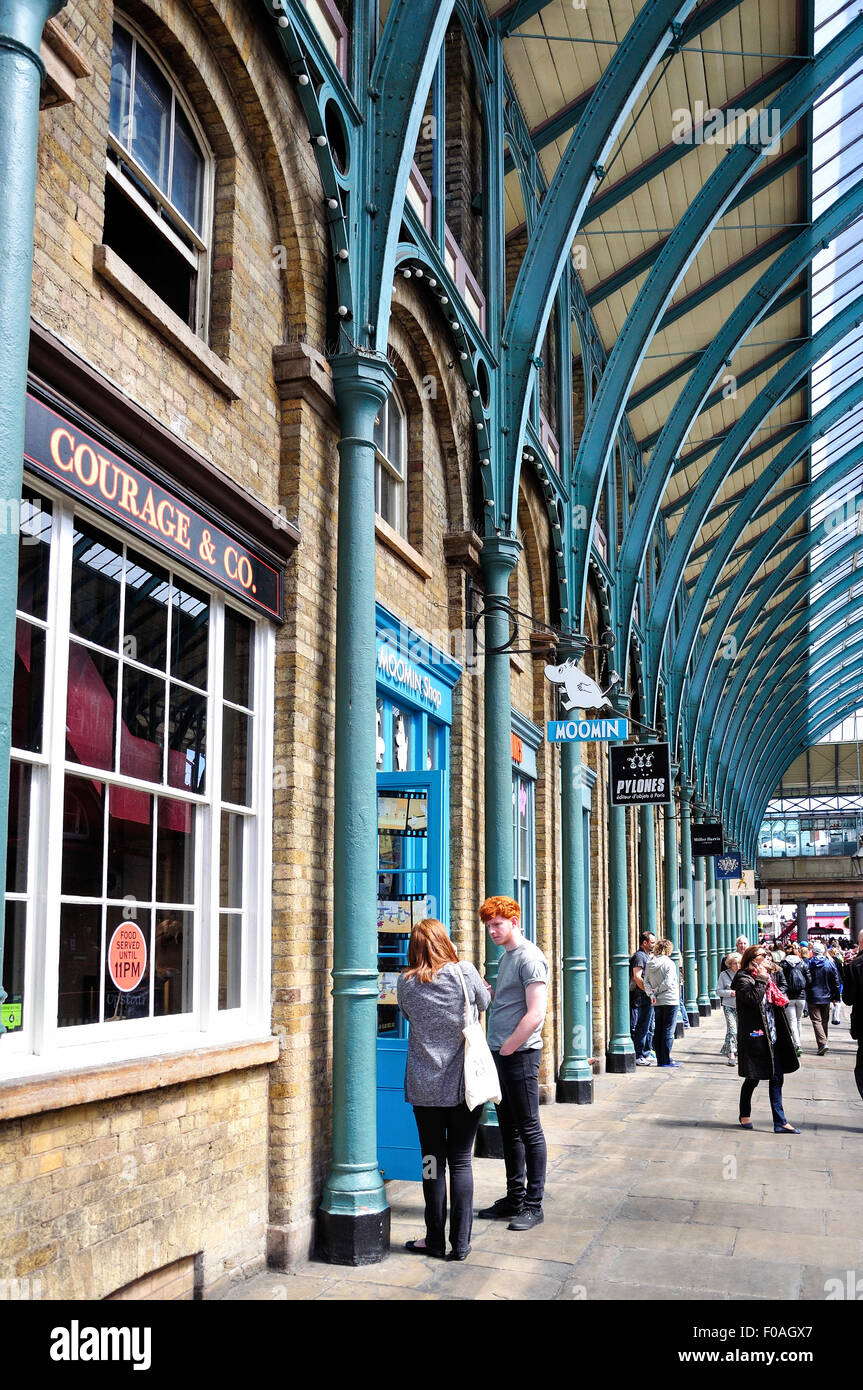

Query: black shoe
[508,1206,544,1231]
[477,1196,524,1220]
[404,1239,446,1258]
[449,1246,471,1261]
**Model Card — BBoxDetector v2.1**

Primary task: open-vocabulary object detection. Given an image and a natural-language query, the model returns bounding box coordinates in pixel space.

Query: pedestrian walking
[717,953,741,1065]
[644,940,681,1068]
[397,917,490,1261]
[841,929,863,1100]
[828,946,845,1025]
[629,930,656,1066]
[781,941,807,1056]
[477,895,549,1232]
[803,940,842,1054]
[732,944,800,1134]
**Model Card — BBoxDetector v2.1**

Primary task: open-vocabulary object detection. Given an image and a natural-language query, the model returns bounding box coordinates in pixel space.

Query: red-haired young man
[476,895,549,1231]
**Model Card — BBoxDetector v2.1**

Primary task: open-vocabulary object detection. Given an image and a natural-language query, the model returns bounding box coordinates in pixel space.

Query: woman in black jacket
[732,944,800,1133]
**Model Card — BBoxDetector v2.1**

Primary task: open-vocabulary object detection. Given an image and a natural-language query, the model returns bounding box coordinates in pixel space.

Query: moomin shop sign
[108,921,148,993]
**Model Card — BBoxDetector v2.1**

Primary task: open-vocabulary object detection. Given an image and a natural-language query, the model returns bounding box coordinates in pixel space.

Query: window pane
[107,786,153,903]
[220,811,243,909]
[104,907,151,1021]
[17,493,52,620]
[376,698,385,770]
[380,469,401,532]
[109,24,133,144]
[170,104,204,232]
[62,776,105,898]
[374,411,386,454]
[156,798,195,904]
[6,762,30,894]
[2,901,26,1033]
[131,44,172,191]
[224,608,252,708]
[124,548,169,671]
[120,669,165,783]
[154,910,193,1016]
[67,646,117,772]
[167,685,206,792]
[58,904,101,1027]
[171,579,208,689]
[12,620,45,754]
[387,399,403,473]
[218,913,242,1009]
[70,522,122,649]
[221,708,251,805]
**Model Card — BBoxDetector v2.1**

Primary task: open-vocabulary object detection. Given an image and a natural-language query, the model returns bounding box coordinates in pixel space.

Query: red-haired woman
[732,944,800,1133]
[396,918,490,1260]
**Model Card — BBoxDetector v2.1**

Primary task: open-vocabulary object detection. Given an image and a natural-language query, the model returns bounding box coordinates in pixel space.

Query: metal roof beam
[640,343,798,453]
[659,229,800,333]
[588,149,807,308]
[664,421,808,508]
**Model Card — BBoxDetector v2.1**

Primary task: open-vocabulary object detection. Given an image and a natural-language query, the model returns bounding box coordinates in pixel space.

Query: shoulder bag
[456,964,502,1111]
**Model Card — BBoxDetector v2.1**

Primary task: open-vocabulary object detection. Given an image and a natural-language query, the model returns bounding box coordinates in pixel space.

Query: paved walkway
[214,1009,863,1301]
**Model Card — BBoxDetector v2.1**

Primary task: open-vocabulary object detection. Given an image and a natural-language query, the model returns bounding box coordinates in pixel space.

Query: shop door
[376,771,445,1181]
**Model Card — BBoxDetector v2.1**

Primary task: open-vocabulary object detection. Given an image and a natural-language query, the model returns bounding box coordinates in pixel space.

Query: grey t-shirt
[487,939,549,1052]
[397,962,490,1107]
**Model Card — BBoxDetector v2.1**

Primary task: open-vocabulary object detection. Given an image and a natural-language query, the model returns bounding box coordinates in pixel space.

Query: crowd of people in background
[630,923,863,1123]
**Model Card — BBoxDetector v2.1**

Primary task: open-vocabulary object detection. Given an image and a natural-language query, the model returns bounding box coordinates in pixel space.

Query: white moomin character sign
[543,661,611,714]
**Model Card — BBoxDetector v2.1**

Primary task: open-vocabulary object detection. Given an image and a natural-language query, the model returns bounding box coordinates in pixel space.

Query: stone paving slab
[213,1010,863,1302]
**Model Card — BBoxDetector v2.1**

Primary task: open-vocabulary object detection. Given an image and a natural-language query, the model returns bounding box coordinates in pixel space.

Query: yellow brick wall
[0,1069,270,1300]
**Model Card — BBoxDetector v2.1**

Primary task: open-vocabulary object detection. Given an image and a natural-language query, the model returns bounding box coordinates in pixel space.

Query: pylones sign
[609,742,672,805]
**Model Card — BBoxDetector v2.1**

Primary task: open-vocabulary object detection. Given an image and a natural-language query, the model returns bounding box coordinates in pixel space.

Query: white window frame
[2,478,274,1078]
[374,388,408,539]
[106,16,214,338]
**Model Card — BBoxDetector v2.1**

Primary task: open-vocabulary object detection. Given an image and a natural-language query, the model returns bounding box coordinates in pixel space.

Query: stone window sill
[93,245,241,400]
[375,515,433,580]
[0,1036,279,1121]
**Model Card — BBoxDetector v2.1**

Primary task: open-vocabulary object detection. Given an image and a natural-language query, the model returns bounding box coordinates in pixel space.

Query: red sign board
[108,921,148,993]
[24,393,283,621]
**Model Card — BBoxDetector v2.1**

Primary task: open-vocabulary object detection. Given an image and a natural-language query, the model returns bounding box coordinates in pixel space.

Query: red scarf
[765,976,789,1008]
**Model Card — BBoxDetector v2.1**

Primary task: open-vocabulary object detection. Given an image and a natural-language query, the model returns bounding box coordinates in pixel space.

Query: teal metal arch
[745,687,863,857]
[571,15,863,634]
[704,521,863,809]
[723,638,863,830]
[692,455,863,783]
[716,601,863,826]
[617,177,863,664]
[501,0,699,531]
[666,376,863,747]
[738,671,863,857]
[645,290,863,716]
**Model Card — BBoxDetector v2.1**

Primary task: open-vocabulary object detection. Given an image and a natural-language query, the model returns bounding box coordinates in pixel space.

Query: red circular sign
[108,922,148,993]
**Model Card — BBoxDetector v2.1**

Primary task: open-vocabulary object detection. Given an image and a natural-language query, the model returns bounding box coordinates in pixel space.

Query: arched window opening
[105,19,211,335]
[374,388,408,538]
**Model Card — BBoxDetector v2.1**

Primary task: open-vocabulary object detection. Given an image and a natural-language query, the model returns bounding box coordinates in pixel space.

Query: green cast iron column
[0,0,66,1031]
[606,695,635,1073]
[475,534,521,1153]
[639,802,658,946]
[662,783,681,1036]
[318,352,395,1266]
[721,879,731,965]
[679,782,698,1026]
[693,804,711,1016]
[557,734,594,1103]
[707,853,719,1007]
[796,899,808,945]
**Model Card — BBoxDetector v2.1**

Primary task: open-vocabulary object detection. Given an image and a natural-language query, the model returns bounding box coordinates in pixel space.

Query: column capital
[609,689,631,716]
[0,1,65,72]
[479,533,522,578]
[679,781,694,806]
[330,349,396,408]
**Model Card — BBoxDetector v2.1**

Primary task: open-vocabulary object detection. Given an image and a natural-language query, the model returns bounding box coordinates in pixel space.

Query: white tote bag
[456,963,502,1111]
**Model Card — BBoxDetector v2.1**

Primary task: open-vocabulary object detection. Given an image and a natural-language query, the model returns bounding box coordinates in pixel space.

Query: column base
[674,1022,685,1039]
[687,1010,700,1027]
[316,1206,391,1267]
[605,1049,636,1074]
[710,995,720,1010]
[556,1078,594,1104]
[474,1123,505,1159]
[698,1003,712,1017]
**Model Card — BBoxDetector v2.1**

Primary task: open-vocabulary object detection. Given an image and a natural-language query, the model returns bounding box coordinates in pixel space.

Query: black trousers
[855,1040,863,1102]
[412,1102,482,1256]
[492,1048,547,1208]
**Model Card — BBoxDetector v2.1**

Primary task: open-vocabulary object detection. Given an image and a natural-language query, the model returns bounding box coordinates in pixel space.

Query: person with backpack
[802,940,842,1054]
[781,942,807,1056]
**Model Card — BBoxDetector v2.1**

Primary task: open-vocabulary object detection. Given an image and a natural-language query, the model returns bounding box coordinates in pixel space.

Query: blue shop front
[374,605,460,1180]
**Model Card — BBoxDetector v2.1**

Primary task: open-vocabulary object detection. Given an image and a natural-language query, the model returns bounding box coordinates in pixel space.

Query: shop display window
[2,483,273,1062]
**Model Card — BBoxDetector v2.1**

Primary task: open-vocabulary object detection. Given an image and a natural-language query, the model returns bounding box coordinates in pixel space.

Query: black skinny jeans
[492,1047,547,1208]
[412,1102,482,1256]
